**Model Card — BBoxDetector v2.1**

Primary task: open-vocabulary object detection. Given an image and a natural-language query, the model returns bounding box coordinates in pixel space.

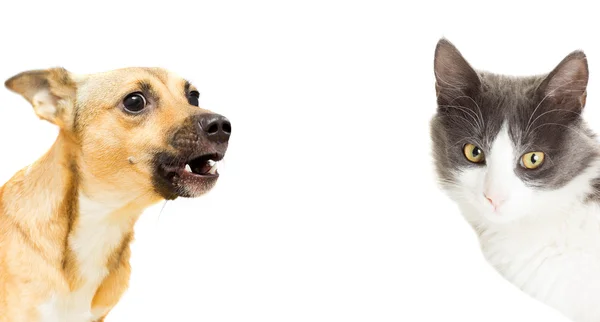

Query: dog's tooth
[208,160,216,167]
[185,164,192,172]
[208,163,218,175]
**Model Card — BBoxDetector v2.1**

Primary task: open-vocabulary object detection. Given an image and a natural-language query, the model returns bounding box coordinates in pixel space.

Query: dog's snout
[198,114,231,143]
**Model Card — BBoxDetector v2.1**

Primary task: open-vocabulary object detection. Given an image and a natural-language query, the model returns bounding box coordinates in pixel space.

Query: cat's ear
[538,51,589,110]
[434,39,481,102]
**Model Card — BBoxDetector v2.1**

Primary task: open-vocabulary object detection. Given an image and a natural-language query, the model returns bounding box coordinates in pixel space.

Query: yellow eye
[521,152,545,169]
[463,143,485,163]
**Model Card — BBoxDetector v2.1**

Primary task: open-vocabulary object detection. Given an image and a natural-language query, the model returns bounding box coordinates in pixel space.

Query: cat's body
[431,39,600,322]
[477,198,600,321]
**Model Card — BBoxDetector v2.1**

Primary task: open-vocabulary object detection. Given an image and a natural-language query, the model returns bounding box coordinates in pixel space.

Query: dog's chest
[38,196,130,322]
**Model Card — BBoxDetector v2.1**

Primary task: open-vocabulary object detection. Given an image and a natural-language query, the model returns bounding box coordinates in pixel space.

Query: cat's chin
[464,200,527,225]
[480,210,522,225]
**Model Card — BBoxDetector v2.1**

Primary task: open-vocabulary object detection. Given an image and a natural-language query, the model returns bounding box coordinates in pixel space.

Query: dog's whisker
[157,200,169,224]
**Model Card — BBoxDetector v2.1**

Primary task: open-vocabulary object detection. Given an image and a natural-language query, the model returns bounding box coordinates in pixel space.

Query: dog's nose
[198,114,231,143]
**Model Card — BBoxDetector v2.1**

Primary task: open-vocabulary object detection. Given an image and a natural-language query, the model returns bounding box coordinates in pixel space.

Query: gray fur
[431,39,599,193]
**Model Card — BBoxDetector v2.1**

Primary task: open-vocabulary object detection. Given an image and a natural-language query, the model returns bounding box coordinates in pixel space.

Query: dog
[0,67,231,321]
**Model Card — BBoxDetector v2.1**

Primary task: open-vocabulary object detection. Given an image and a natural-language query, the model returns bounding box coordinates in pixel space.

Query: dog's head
[5,67,231,200]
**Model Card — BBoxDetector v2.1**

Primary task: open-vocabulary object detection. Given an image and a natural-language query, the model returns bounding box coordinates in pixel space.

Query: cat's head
[431,39,599,225]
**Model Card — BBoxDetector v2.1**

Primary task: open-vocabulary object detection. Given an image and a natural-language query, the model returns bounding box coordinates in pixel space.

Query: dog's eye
[123,92,147,113]
[188,91,200,106]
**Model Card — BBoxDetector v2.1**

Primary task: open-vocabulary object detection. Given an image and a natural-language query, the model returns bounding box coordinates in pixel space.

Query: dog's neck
[2,130,158,289]
[24,130,152,218]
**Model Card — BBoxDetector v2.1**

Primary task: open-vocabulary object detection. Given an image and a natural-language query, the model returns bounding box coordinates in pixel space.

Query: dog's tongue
[197,163,212,174]
[193,160,217,175]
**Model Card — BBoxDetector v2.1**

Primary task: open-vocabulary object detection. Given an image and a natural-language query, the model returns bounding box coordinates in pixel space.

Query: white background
[0,0,598,321]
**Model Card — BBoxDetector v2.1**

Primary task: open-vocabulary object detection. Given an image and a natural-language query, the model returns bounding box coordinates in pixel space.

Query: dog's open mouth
[154,152,225,199]
[183,153,221,177]
[164,153,223,179]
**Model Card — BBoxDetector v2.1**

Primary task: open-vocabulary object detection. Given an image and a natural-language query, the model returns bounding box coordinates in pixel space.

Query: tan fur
[0,67,224,321]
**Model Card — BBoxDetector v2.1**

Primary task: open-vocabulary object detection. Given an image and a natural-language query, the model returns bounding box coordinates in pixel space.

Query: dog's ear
[5,67,77,127]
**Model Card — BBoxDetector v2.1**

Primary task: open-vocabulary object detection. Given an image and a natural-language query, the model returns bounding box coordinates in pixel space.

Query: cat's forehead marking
[476,73,542,148]
[488,124,515,163]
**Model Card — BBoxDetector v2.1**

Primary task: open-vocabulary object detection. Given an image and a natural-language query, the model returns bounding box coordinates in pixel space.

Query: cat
[430,38,600,322]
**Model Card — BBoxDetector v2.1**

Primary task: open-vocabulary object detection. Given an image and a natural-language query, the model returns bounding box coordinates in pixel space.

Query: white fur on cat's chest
[478,202,600,322]
[37,196,129,322]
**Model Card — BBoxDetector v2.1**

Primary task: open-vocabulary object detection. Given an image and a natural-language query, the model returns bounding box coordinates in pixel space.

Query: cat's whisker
[435,179,464,192]
[529,122,593,142]
[436,178,458,186]
[525,108,583,135]
[450,137,484,150]
[438,104,483,133]
[450,95,485,129]
[436,115,481,137]
[439,104,482,123]
[543,153,556,167]
[525,79,579,133]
